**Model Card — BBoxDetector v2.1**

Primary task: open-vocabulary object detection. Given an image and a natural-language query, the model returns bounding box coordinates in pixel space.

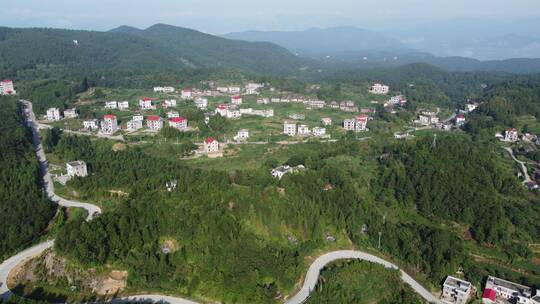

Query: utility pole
[432,133,437,149]
[378,231,382,249]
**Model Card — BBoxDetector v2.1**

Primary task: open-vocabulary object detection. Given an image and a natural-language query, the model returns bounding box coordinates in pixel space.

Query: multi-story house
[441,276,472,304]
[118,101,130,110]
[204,137,219,153]
[104,101,118,109]
[164,99,177,108]
[126,119,143,131]
[66,161,88,177]
[169,117,187,129]
[139,98,153,110]
[181,88,192,99]
[313,127,326,136]
[146,115,164,131]
[343,118,356,131]
[195,97,208,110]
[83,119,99,130]
[46,108,61,121]
[231,95,242,105]
[484,276,534,304]
[101,114,118,135]
[355,115,368,131]
[0,79,16,95]
[369,83,390,95]
[284,122,297,136]
[505,128,519,142]
[321,118,332,126]
[297,124,311,136]
[63,108,78,119]
[234,129,249,141]
[167,111,180,118]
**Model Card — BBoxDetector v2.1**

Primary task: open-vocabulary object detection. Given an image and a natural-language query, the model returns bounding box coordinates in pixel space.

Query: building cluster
[369,83,390,95]
[0,79,16,95]
[87,112,189,135]
[283,121,327,137]
[46,107,79,121]
[343,115,369,132]
[153,86,175,93]
[271,165,306,179]
[104,101,129,110]
[415,110,440,126]
[482,276,540,304]
[215,104,241,119]
[383,95,407,108]
[440,275,540,304]
[239,108,274,118]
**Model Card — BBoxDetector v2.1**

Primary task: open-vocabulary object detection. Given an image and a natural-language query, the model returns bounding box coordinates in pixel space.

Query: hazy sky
[2,0,540,34]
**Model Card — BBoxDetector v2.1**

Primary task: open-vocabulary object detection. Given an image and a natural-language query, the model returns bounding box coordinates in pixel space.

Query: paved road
[504,147,532,184]
[21,100,102,220]
[284,250,441,304]
[38,121,125,142]
[1,101,438,304]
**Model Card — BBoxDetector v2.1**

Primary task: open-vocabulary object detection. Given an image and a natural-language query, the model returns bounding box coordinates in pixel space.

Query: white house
[46,108,61,121]
[181,88,192,99]
[284,122,297,136]
[355,115,368,131]
[321,118,332,126]
[66,161,88,177]
[63,108,78,119]
[215,104,228,116]
[0,79,16,95]
[465,103,479,113]
[441,276,472,304]
[83,119,99,130]
[245,83,264,94]
[139,98,153,110]
[153,86,175,93]
[169,117,187,129]
[234,129,249,141]
[297,124,311,136]
[271,165,305,180]
[146,115,164,131]
[231,95,243,105]
[101,114,118,135]
[505,128,519,142]
[257,98,270,104]
[289,113,305,120]
[484,276,533,304]
[132,114,144,122]
[217,87,229,93]
[195,97,208,110]
[369,83,390,95]
[308,100,326,109]
[167,111,180,118]
[343,119,356,131]
[228,86,241,94]
[455,114,466,126]
[164,99,177,108]
[204,137,219,153]
[226,109,241,119]
[118,101,129,110]
[126,119,143,131]
[313,127,326,136]
[104,101,118,109]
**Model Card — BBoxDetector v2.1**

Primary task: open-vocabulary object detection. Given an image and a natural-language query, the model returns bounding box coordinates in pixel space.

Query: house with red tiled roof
[181,88,192,99]
[204,137,219,153]
[139,98,153,110]
[101,114,118,135]
[146,115,163,131]
[169,117,187,129]
[0,79,16,95]
[482,288,496,304]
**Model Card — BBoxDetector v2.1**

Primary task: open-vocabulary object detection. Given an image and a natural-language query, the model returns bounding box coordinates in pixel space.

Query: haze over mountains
[2,23,540,80]
[223,26,540,74]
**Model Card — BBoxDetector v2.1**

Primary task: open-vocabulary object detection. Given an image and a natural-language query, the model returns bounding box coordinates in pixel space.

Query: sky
[1,0,540,35]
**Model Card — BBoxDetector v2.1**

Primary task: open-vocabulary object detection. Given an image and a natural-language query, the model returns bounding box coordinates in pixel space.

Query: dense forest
[39,126,540,302]
[0,25,308,81]
[305,260,423,304]
[0,97,56,259]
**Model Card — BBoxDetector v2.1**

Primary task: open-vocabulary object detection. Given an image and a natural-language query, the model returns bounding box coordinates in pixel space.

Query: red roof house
[482,288,496,303]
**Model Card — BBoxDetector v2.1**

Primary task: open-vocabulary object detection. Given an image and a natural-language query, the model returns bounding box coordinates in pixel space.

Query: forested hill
[0,24,309,80]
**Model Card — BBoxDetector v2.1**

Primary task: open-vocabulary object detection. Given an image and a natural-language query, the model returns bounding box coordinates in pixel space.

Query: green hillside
[0,24,309,80]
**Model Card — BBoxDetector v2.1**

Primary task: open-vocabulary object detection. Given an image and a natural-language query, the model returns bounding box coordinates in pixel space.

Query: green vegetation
[306,260,423,304]
[0,97,56,259]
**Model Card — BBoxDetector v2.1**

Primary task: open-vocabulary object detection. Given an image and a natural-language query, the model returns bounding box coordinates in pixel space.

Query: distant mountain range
[223,27,540,74]
[1,23,540,81]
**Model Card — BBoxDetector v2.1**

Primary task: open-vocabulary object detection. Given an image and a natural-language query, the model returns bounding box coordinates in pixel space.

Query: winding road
[0,100,440,303]
[504,147,532,184]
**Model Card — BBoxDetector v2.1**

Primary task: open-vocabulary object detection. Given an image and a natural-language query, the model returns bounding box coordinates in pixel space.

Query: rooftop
[486,276,532,298]
[205,137,216,144]
[170,117,186,122]
[103,114,116,119]
[147,115,162,121]
[67,160,86,167]
[443,276,472,293]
